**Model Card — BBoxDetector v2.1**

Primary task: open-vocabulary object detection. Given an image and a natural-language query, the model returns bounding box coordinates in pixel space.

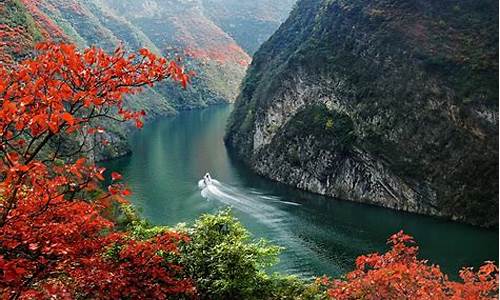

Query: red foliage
[327,231,499,300]
[0,24,37,66]
[0,43,193,299]
[20,0,68,40]
[67,233,194,299]
[111,171,122,181]
[184,43,251,67]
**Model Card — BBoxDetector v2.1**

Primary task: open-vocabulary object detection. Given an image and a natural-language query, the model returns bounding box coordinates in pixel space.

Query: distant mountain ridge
[201,0,296,54]
[1,0,294,159]
[1,0,294,104]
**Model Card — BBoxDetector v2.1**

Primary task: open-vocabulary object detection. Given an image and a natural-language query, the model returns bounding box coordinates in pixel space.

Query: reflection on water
[102,104,498,278]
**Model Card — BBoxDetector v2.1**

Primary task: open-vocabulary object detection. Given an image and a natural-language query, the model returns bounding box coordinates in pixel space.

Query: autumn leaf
[61,112,75,126]
[111,172,122,181]
[135,119,144,129]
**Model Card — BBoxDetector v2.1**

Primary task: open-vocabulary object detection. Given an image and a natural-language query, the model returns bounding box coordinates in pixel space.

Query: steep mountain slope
[98,0,251,102]
[15,0,221,110]
[1,0,295,159]
[0,0,43,65]
[226,0,499,227]
[201,0,296,54]
[2,0,295,106]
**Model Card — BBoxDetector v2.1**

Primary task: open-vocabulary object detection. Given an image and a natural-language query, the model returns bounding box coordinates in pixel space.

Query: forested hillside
[226,0,499,227]
[0,0,294,159]
[1,0,294,105]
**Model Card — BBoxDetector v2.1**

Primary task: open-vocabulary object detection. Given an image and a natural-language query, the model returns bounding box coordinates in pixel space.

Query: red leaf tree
[327,231,499,300]
[0,43,194,299]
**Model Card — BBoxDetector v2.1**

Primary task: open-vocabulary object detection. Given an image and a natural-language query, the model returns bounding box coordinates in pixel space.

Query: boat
[203,173,212,186]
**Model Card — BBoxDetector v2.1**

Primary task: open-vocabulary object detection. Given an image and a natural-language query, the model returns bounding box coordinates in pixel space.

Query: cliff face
[226,0,499,227]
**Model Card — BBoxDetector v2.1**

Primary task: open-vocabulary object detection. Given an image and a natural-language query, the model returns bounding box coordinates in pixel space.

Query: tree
[178,209,281,300]
[327,231,499,300]
[0,43,193,299]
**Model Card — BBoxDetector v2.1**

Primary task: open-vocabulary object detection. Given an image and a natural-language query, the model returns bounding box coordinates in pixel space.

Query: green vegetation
[2,0,43,42]
[226,0,499,227]
[109,205,499,299]
[178,209,280,299]
[118,207,328,300]
[284,104,355,152]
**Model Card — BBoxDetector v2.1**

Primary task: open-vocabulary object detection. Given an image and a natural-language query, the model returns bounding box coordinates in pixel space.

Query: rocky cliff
[226,0,499,227]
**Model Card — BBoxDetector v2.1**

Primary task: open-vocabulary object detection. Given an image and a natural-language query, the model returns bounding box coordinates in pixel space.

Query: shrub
[177,209,281,299]
[326,231,499,300]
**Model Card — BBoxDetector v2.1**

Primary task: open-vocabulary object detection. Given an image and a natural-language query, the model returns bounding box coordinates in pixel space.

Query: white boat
[203,173,212,186]
[199,172,213,189]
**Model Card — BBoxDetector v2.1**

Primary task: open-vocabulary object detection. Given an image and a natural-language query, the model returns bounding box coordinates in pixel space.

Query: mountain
[201,0,296,54]
[2,0,295,105]
[91,0,248,103]
[0,0,43,65]
[226,0,499,227]
[1,0,295,159]
[97,0,295,98]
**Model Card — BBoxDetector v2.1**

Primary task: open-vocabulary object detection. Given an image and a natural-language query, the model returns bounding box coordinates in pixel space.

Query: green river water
[102,104,498,278]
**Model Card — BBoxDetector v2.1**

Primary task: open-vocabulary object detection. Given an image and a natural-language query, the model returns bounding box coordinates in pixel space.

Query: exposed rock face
[226,0,499,227]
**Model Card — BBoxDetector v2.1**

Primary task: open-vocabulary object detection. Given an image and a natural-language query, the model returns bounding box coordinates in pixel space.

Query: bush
[177,209,280,299]
[120,207,499,300]
[80,204,500,299]
[116,207,324,300]
[326,231,499,300]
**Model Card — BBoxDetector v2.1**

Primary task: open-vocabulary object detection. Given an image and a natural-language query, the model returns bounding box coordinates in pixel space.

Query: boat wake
[196,173,341,277]
[198,173,300,209]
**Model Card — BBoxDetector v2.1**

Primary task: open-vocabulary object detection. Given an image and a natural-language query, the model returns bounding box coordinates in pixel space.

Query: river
[102,104,498,278]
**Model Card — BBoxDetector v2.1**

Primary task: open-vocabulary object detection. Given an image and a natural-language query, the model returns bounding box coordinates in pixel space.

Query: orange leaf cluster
[0,43,192,299]
[327,231,499,300]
